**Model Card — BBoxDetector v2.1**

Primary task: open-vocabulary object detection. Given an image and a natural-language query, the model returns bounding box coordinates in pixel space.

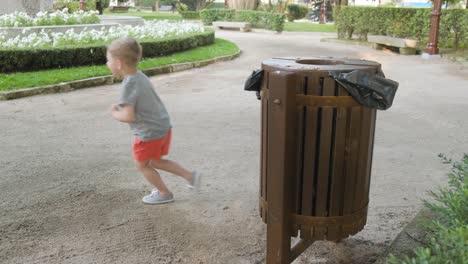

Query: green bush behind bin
[389,154,468,264]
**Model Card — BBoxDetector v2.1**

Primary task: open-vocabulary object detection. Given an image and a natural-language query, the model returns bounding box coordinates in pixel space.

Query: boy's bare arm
[110,104,136,123]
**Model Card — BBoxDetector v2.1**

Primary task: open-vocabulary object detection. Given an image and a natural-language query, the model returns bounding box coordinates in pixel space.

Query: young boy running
[107,37,200,204]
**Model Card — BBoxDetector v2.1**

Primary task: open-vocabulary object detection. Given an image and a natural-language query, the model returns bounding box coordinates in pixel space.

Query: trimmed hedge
[180,11,201,20]
[0,31,214,73]
[334,6,468,50]
[200,8,285,32]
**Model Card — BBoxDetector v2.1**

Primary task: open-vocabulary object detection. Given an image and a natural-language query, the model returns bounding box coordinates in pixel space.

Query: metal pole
[424,0,443,55]
[80,0,84,11]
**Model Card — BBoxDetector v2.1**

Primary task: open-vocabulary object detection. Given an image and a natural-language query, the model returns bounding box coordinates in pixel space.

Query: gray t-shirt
[118,71,171,141]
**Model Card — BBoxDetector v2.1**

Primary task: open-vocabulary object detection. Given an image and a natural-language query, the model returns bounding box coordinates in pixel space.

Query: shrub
[200,9,285,32]
[180,11,200,20]
[439,9,468,49]
[199,9,235,25]
[388,154,468,264]
[334,6,468,49]
[54,0,96,12]
[286,4,309,22]
[176,2,189,12]
[0,31,214,73]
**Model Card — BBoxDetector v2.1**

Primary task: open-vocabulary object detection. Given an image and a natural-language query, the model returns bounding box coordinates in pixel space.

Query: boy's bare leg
[136,160,171,196]
[150,159,192,182]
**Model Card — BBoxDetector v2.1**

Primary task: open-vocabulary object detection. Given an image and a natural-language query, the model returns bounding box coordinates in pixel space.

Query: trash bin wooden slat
[327,86,349,241]
[313,77,335,240]
[300,75,321,240]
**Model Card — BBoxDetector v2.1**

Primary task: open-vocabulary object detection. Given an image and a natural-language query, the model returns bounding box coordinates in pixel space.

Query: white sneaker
[187,171,201,189]
[142,190,174,204]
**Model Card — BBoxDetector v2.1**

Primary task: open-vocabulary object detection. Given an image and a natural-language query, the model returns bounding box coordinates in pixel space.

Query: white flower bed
[0,9,100,27]
[0,20,206,49]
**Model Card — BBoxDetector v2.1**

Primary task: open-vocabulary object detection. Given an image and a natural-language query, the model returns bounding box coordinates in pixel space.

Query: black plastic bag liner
[244,69,264,100]
[329,70,398,110]
[244,68,398,109]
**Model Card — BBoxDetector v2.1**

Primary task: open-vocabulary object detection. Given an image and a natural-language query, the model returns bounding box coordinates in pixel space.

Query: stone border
[374,209,431,263]
[0,51,240,101]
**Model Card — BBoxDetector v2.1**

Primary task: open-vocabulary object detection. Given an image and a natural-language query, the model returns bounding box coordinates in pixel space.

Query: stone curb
[374,208,432,264]
[0,51,241,101]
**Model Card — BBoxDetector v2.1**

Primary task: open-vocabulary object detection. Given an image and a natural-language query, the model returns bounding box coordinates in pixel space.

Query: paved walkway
[0,31,467,263]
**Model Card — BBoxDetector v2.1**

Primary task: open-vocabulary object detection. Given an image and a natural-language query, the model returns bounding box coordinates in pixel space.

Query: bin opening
[295,59,345,65]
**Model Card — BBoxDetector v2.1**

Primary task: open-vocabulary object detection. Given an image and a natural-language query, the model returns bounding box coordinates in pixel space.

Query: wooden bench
[368,35,419,55]
[213,21,251,32]
[108,6,130,12]
[159,5,174,11]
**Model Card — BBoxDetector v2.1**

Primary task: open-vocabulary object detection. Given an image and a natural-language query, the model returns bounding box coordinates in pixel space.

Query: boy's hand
[110,104,120,112]
[110,103,135,123]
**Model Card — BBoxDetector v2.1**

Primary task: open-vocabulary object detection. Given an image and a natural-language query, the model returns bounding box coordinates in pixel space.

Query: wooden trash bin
[258,57,381,263]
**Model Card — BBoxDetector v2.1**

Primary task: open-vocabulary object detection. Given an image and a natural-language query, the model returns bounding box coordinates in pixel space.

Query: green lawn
[284,22,336,33]
[0,38,239,91]
[103,10,182,20]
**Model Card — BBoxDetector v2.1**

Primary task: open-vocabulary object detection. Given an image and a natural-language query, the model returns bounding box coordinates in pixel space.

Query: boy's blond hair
[107,37,142,67]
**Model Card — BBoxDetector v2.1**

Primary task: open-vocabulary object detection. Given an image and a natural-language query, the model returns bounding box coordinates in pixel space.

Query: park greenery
[284,22,335,32]
[0,30,214,73]
[334,6,468,49]
[0,38,238,91]
[286,4,309,22]
[389,154,468,264]
[0,9,99,27]
[200,8,286,32]
[103,9,183,20]
[53,0,98,12]
[179,10,201,20]
[0,20,205,49]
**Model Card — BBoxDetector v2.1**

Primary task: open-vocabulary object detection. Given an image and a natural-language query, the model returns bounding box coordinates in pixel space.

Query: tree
[180,0,215,10]
[226,0,260,10]
[135,0,141,11]
[155,0,160,12]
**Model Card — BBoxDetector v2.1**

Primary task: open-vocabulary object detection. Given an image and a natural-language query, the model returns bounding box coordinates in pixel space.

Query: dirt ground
[0,31,467,264]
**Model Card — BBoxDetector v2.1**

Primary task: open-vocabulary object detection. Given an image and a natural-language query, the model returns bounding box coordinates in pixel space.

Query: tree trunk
[454,32,459,50]
[155,0,160,12]
[136,0,141,11]
[319,0,327,24]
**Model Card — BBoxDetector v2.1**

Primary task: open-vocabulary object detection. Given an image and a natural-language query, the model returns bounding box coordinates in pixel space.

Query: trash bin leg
[266,71,297,264]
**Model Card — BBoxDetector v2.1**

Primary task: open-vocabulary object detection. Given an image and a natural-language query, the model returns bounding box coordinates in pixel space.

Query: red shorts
[133,129,172,161]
